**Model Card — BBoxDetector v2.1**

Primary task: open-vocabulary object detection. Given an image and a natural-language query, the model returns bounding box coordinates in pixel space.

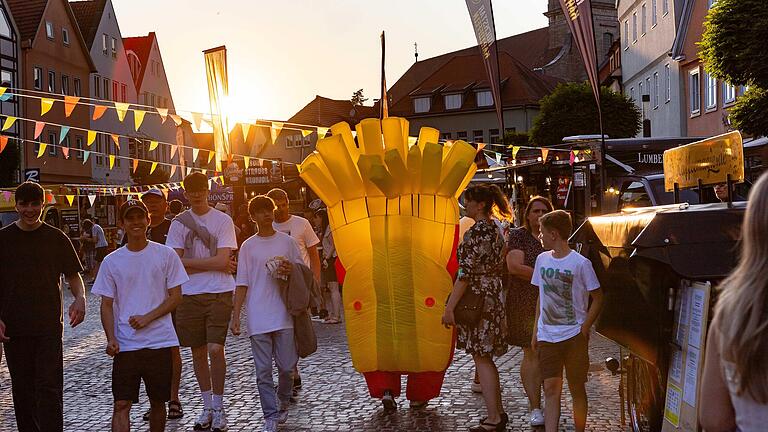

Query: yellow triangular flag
[156,108,169,124]
[243,156,250,167]
[2,116,16,131]
[192,112,203,131]
[169,165,177,178]
[512,146,521,159]
[192,148,200,162]
[37,143,47,158]
[241,123,251,142]
[540,148,549,162]
[270,122,284,143]
[41,98,55,116]
[109,155,115,169]
[87,130,97,146]
[65,195,74,206]
[301,129,312,138]
[114,102,130,122]
[150,162,158,174]
[407,136,418,147]
[148,141,158,151]
[133,110,146,131]
[207,150,215,164]
[0,87,6,98]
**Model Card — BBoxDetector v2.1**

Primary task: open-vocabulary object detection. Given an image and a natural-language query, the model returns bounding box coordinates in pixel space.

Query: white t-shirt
[531,250,601,343]
[92,241,189,352]
[166,208,238,295]
[273,215,319,268]
[235,232,303,335]
[93,224,108,248]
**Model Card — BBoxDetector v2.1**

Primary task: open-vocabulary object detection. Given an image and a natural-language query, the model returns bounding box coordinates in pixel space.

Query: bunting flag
[114,102,130,122]
[1,190,10,201]
[477,143,486,152]
[148,141,159,151]
[241,123,251,142]
[169,165,177,178]
[511,146,521,159]
[2,116,16,131]
[569,151,576,165]
[193,148,200,162]
[317,127,329,138]
[34,121,45,139]
[186,166,192,176]
[301,128,312,138]
[0,135,7,154]
[133,110,146,131]
[64,96,80,117]
[37,143,47,158]
[40,98,55,116]
[270,122,284,143]
[92,105,108,120]
[170,144,178,159]
[0,87,6,99]
[61,147,70,159]
[541,148,550,162]
[87,130,97,146]
[111,134,120,150]
[495,153,502,165]
[156,108,169,124]
[109,155,115,169]
[59,126,70,144]
[88,195,96,206]
[243,155,250,168]
[192,112,203,131]
[132,159,139,173]
[0,92,9,102]
[202,169,208,175]
[170,114,183,126]
[207,150,215,164]
[65,195,75,206]
[407,136,418,147]
[82,150,90,164]
[150,162,158,175]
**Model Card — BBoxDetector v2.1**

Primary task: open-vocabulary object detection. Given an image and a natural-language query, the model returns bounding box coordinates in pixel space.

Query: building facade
[618,0,687,137]
[9,0,95,184]
[0,0,21,186]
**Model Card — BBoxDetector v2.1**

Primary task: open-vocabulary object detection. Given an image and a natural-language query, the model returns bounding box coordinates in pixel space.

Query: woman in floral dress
[443,184,512,432]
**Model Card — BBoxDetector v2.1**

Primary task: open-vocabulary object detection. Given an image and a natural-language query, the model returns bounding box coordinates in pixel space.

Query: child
[92,200,188,432]
[231,195,303,432]
[531,210,603,432]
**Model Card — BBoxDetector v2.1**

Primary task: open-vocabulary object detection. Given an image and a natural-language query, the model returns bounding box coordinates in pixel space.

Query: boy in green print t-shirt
[530,210,603,432]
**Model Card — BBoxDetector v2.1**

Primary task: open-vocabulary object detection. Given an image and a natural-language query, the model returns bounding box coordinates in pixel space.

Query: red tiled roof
[123,32,154,89]
[287,95,377,127]
[69,0,106,48]
[7,0,49,42]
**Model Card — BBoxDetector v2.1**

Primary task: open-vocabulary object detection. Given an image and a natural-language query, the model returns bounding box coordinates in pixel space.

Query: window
[690,68,701,115]
[286,136,294,148]
[94,75,100,98]
[112,81,118,101]
[62,28,69,45]
[632,12,638,42]
[723,82,736,105]
[603,33,614,53]
[413,97,430,113]
[456,131,467,140]
[646,77,651,99]
[74,78,81,97]
[120,84,126,103]
[476,90,493,107]
[489,129,500,144]
[102,34,108,55]
[61,75,69,95]
[76,136,84,160]
[663,0,669,15]
[665,64,671,102]
[33,67,42,90]
[95,136,103,165]
[48,132,57,156]
[472,130,483,143]
[444,94,462,110]
[103,78,110,100]
[47,70,55,93]
[440,132,452,140]
[652,0,658,26]
[624,20,629,49]
[111,37,117,58]
[619,181,652,210]
[630,86,635,103]
[45,21,54,39]
[653,72,659,108]
[705,72,717,109]
[641,4,647,35]
[639,81,644,101]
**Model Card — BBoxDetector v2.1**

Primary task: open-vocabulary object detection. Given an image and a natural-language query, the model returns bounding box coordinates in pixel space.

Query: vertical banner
[380,31,389,119]
[558,0,601,109]
[204,46,231,172]
[465,0,504,131]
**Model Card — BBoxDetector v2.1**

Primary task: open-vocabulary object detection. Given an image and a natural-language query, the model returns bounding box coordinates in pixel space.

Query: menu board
[60,209,81,239]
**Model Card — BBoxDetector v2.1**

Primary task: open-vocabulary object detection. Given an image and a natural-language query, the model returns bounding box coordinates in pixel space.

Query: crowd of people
[0,170,766,432]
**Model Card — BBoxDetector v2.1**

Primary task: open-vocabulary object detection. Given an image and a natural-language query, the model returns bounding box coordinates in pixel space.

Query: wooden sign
[663,131,744,192]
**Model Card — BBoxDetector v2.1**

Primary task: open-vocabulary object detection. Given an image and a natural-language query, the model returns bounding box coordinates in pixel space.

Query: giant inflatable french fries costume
[299,117,477,401]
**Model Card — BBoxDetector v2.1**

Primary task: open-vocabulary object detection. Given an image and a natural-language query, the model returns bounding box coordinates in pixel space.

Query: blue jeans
[249,329,298,420]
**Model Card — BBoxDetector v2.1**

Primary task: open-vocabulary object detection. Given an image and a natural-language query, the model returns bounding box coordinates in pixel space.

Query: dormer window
[62,28,69,45]
[476,90,493,107]
[45,21,54,40]
[444,93,462,110]
[414,97,431,113]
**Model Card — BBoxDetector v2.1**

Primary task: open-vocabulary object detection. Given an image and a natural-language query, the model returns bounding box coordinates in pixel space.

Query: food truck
[570,131,749,432]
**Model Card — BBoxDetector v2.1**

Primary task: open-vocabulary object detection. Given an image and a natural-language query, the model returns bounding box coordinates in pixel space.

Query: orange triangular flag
[64,96,80,117]
[157,108,169,124]
[111,134,120,150]
[132,159,139,173]
[87,130,97,146]
[37,143,47,158]
[93,105,108,120]
[40,98,55,116]
[0,136,7,154]
[34,121,45,139]
[114,102,130,122]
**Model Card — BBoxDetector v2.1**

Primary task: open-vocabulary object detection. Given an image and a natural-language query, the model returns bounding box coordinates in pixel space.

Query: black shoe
[293,376,302,390]
[469,418,506,432]
[480,413,508,428]
[382,390,397,411]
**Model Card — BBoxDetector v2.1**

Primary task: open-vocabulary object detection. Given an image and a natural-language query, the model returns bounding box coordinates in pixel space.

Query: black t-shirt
[119,218,172,246]
[0,223,84,337]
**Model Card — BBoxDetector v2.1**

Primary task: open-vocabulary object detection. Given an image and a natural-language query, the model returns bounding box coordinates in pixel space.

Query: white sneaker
[193,408,212,430]
[530,408,545,426]
[262,418,278,432]
[212,408,228,432]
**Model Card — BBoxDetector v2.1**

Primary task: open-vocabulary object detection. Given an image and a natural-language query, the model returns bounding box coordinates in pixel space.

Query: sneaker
[530,408,545,427]
[212,408,228,432]
[278,409,289,424]
[262,418,278,432]
[193,408,212,430]
[471,380,482,393]
[382,390,397,411]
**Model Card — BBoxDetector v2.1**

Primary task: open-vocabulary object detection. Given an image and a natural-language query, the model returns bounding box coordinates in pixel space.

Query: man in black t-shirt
[0,182,86,432]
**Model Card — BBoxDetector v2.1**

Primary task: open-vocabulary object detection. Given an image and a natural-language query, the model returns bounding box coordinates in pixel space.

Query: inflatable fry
[299,118,477,400]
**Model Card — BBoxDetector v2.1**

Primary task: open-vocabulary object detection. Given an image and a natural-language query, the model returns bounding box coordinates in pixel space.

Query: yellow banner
[114,102,130,122]
[663,131,744,192]
[134,110,146,131]
[87,130,97,146]
[150,162,158,174]
[41,98,55,116]
[109,155,115,169]
[2,116,16,131]
[37,143,47,158]
[149,141,159,151]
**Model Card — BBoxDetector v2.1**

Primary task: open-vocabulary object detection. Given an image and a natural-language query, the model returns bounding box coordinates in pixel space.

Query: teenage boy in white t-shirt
[166,172,238,432]
[530,210,603,432]
[93,200,188,432]
[231,195,302,432]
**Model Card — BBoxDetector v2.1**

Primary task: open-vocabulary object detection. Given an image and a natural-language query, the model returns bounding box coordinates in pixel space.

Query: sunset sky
[112,0,548,122]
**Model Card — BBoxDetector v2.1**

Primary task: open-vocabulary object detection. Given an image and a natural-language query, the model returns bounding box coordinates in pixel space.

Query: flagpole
[380,31,388,120]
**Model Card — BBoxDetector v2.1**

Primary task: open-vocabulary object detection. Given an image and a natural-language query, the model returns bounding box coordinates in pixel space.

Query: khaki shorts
[175,293,233,347]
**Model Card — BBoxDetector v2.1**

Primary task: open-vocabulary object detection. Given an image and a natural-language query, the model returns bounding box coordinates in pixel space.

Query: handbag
[454,288,485,327]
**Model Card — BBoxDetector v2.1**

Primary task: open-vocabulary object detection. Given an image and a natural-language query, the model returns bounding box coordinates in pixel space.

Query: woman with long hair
[443,184,513,431]
[314,208,342,324]
[505,196,554,427]
[700,171,768,431]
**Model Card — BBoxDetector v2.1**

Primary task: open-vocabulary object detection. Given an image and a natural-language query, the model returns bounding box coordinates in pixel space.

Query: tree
[700,0,768,136]
[529,82,641,147]
[350,89,368,107]
[504,131,530,146]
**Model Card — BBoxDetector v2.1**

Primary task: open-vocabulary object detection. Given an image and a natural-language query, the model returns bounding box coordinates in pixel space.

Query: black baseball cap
[183,172,209,193]
[119,199,149,220]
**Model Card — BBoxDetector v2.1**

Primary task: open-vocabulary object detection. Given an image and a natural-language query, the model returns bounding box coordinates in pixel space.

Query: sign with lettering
[24,168,40,183]
[637,153,664,165]
[663,131,744,192]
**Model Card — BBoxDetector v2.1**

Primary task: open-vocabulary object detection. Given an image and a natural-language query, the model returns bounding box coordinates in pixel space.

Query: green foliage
[700,0,768,86]
[350,89,368,107]
[728,86,768,137]
[529,82,641,147]
[0,142,19,187]
[503,131,530,146]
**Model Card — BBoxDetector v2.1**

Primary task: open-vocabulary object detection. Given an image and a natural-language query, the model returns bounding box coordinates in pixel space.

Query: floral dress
[456,219,508,357]
[505,227,545,347]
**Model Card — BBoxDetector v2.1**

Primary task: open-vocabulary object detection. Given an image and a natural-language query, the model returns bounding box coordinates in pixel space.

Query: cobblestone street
[0,290,626,431]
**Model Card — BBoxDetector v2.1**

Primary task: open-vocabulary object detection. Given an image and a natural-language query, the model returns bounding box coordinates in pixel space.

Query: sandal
[168,400,183,419]
[468,420,505,432]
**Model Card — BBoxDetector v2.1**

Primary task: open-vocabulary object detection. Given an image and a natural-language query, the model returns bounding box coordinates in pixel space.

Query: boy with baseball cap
[93,199,189,432]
